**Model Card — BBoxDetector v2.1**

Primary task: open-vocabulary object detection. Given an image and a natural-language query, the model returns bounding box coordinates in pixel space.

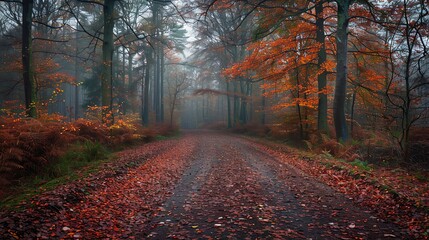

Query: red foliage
[0,135,196,239]
[0,116,174,193]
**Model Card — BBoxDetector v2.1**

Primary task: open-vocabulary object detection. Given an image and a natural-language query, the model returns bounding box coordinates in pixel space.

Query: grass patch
[379,184,400,198]
[155,135,170,141]
[0,140,111,209]
[350,159,372,171]
[415,171,429,182]
[46,140,109,178]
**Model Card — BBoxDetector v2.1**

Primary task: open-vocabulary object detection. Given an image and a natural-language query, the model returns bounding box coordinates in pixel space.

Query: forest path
[0,131,405,239]
[140,131,404,239]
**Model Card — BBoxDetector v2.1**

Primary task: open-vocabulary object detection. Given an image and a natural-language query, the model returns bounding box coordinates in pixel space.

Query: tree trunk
[249,83,253,122]
[160,41,165,123]
[239,79,248,124]
[170,91,177,127]
[401,3,413,161]
[154,45,161,122]
[152,2,164,123]
[350,90,356,136]
[74,6,81,120]
[295,65,304,139]
[128,52,135,113]
[316,1,328,133]
[226,81,232,128]
[333,0,350,142]
[143,50,152,126]
[233,81,239,126]
[101,0,115,124]
[22,0,37,118]
[122,48,127,114]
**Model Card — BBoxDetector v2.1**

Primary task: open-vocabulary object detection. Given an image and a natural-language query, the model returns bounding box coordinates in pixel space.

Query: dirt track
[140,131,404,239]
[0,131,406,239]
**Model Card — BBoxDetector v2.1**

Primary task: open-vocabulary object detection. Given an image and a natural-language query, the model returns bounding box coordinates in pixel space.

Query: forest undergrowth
[0,114,177,205]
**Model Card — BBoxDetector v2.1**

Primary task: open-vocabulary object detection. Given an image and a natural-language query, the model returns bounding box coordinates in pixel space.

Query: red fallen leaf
[1,133,425,238]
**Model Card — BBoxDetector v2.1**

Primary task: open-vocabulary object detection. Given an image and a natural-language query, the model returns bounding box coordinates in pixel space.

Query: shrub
[0,115,174,193]
[350,159,372,171]
[45,141,109,178]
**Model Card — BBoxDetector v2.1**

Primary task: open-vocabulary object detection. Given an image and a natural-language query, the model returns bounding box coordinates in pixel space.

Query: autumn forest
[0,0,428,239]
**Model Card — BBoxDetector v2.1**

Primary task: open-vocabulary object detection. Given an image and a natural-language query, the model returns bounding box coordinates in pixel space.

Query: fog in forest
[0,0,428,160]
[0,1,429,238]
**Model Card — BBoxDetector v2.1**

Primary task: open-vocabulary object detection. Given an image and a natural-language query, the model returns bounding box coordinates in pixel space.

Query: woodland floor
[0,130,420,239]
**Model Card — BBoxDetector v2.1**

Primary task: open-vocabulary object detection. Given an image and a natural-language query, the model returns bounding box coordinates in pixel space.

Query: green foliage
[0,143,111,209]
[0,115,179,206]
[350,159,372,172]
[46,140,109,178]
[414,171,429,182]
[155,135,169,141]
[80,140,109,162]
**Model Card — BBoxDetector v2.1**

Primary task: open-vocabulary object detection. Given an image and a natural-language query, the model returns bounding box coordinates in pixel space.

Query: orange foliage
[0,114,175,190]
[223,18,328,131]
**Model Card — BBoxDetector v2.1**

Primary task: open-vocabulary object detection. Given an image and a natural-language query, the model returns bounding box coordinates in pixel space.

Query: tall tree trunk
[143,51,151,126]
[160,41,165,122]
[152,2,164,123]
[233,81,239,126]
[122,48,127,114]
[401,1,413,161]
[239,79,248,124]
[101,0,115,124]
[154,45,161,122]
[316,1,328,133]
[22,0,37,118]
[74,67,80,119]
[74,6,81,120]
[248,83,253,122]
[128,52,135,113]
[350,90,356,136]
[170,91,177,127]
[295,65,304,139]
[333,0,351,141]
[226,81,232,128]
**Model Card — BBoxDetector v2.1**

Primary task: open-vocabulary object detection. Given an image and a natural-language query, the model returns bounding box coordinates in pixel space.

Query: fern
[0,115,170,191]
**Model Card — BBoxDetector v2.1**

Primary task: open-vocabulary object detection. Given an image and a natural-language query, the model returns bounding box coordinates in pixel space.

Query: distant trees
[1,0,75,118]
[166,66,190,127]
[0,0,188,126]
[192,0,256,128]
[383,0,429,160]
